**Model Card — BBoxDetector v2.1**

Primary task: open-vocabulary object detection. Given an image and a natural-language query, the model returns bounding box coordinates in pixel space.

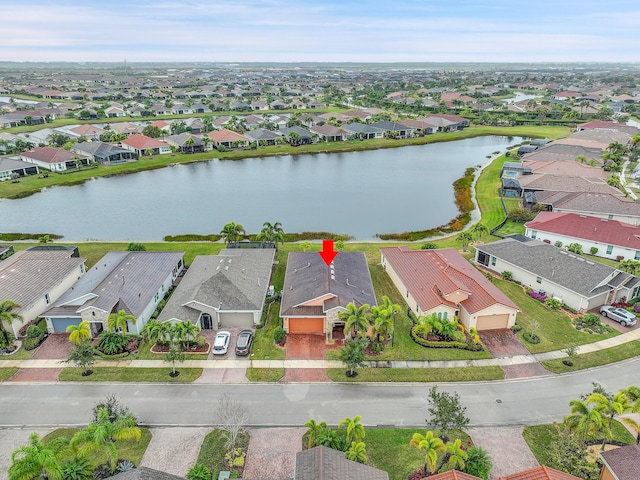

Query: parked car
[599,306,637,327]
[213,330,231,355]
[235,329,254,356]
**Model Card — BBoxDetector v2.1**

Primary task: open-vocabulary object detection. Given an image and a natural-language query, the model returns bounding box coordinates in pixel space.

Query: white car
[213,330,231,355]
[599,306,637,327]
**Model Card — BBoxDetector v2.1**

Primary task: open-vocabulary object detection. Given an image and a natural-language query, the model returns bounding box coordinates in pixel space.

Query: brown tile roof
[207,128,248,143]
[121,134,169,150]
[70,124,105,136]
[538,191,640,217]
[380,247,519,314]
[518,174,621,196]
[525,160,607,179]
[427,471,482,480]
[496,465,582,480]
[600,444,640,480]
[21,146,87,164]
[294,446,388,480]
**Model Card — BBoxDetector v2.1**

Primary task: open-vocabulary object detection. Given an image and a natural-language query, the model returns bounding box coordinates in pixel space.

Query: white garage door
[219,312,255,328]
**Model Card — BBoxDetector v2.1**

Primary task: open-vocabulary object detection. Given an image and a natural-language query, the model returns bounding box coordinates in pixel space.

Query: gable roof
[106,466,186,480]
[526,212,640,250]
[244,128,282,141]
[70,124,105,136]
[524,160,607,179]
[21,146,86,164]
[517,174,621,196]
[158,249,275,321]
[381,247,518,314]
[280,252,376,317]
[477,238,632,297]
[73,141,132,158]
[537,191,640,217]
[294,446,388,480]
[428,471,482,480]
[496,465,582,480]
[121,134,170,150]
[44,251,183,318]
[207,128,248,143]
[599,444,640,480]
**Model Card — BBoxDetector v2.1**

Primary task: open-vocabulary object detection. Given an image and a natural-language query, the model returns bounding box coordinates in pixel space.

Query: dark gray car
[235,330,254,356]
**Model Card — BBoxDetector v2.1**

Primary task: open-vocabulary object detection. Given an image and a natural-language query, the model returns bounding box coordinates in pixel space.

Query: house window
[92,311,95,317]
[536,277,542,284]
[45,293,50,304]
[632,286,640,300]
[636,251,640,261]
[477,251,490,267]
[608,215,614,219]
[406,290,409,298]
[443,312,448,320]
[491,257,496,267]
[437,312,442,319]
[606,245,613,255]
[531,230,537,239]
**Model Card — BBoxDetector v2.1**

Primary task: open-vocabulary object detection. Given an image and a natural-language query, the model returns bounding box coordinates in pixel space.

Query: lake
[0,136,523,241]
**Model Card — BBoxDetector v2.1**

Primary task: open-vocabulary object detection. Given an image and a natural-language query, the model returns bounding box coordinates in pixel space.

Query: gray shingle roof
[280,252,376,317]
[477,238,632,297]
[158,249,275,322]
[294,446,388,480]
[106,467,186,480]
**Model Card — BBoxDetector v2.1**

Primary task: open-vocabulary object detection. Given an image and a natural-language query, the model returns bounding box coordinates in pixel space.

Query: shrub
[274,326,286,344]
[26,325,41,338]
[529,291,547,301]
[590,247,598,255]
[544,297,563,310]
[23,333,45,350]
[554,241,563,248]
[484,272,493,282]
[18,319,38,337]
[500,271,513,281]
[0,331,16,348]
[186,463,211,480]
[510,324,523,333]
[421,242,438,250]
[562,303,578,314]
[522,332,541,344]
[507,207,536,223]
[97,332,129,355]
[567,243,583,254]
[126,242,146,251]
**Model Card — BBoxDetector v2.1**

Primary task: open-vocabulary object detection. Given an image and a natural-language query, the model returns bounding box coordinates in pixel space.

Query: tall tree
[563,397,607,444]
[220,222,246,245]
[338,303,371,338]
[338,415,365,444]
[345,441,367,464]
[107,309,135,335]
[66,320,91,345]
[304,419,327,449]
[0,299,23,346]
[426,386,470,440]
[456,232,473,252]
[339,338,369,377]
[257,221,285,246]
[8,432,66,480]
[409,430,445,476]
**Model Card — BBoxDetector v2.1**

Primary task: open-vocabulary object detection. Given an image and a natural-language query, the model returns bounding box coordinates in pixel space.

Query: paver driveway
[285,334,328,360]
[480,329,529,357]
[140,427,211,477]
[30,333,73,360]
[243,427,306,480]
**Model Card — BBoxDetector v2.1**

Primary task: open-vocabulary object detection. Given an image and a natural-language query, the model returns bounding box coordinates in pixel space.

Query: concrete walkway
[2,327,640,375]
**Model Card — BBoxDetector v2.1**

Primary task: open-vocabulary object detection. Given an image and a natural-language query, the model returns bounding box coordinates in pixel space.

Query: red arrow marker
[318,239,338,265]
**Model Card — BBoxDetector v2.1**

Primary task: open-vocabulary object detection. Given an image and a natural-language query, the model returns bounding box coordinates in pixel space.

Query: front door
[201,313,213,330]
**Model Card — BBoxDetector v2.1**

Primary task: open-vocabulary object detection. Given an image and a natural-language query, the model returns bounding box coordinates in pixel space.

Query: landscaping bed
[150,342,211,354]
[194,429,250,480]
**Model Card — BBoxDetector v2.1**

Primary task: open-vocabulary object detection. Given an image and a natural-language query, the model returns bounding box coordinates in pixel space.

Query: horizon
[2,0,639,63]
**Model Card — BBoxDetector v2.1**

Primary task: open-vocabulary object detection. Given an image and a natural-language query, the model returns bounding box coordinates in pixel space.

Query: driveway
[596,310,640,333]
[140,427,211,477]
[30,333,73,360]
[480,329,529,357]
[0,428,55,480]
[243,427,305,480]
[286,333,340,360]
[203,327,254,360]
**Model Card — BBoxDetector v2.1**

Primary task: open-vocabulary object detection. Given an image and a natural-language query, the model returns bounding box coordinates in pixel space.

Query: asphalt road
[1,358,639,428]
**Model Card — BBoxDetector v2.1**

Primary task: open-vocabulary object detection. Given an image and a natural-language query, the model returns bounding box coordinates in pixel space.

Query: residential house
[526,211,640,262]
[158,249,275,329]
[43,251,185,336]
[0,156,39,180]
[0,248,86,336]
[250,99,269,111]
[280,126,313,144]
[341,122,384,139]
[207,128,249,149]
[399,118,436,135]
[496,466,582,480]
[164,133,204,153]
[294,446,388,480]
[20,146,89,172]
[121,134,171,156]
[280,252,376,341]
[244,128,282,146]
[370,121,414,138]
[599,444,640,480]
[381,247,519,330]
[423,114,470,131]
[73,141,138,165]
[310,124,346,142]
[524,160,608,179]
[149,120,171,133]
[475,237,640,312]
[532,191,640,226]
[104,106,126,118]
[109,122,143,136]
[69,124,106,140]
[518,174,622,200]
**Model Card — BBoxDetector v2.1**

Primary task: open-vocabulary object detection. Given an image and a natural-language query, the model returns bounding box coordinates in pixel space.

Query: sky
[1,0,639,63]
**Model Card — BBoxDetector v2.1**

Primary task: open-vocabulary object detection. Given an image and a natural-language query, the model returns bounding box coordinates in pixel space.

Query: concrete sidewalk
[1,328,639,372]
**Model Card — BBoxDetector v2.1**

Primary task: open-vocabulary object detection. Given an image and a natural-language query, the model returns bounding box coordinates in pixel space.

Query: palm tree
[257,221,285,246]
[456,232,473,252]
[345,441,367,464]
[220,222,246,245]
[304,419,327,449]
[444,438,468,471]
[338,303,371,338]
[410,430,445,475]
[179,320,201,349]
[589,390,633,449]
[8,432,66,480]
[71,407,141,473]
[471,223,489,243]
[142,319,171,346]
[564,398,607,444]
[370,308,393,345]
[0,299,23,346]
[622,386,640,444]
[66,320,91,345]
[338,415,365,444]
[107,309,135,335]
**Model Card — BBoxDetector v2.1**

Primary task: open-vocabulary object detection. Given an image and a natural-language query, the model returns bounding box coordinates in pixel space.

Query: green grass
[3,346,36,360]
[542,341,640,373]
[365,428,473,480]
[43,427,152,468]
[327,366,504,382]
[493,278,619,353]
[133,340,209,360]
[195,429,249,477]
[59,367,203,382]
[245,368,284,382]
[0,367,18,381]
[523,421,635,467]
[252,302,286,360]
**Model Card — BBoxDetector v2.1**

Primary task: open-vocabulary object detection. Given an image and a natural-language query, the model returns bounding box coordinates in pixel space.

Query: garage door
[51,317,80,332]
[219,312,254,328]
[289,317,324,333]
[476,314,510,330]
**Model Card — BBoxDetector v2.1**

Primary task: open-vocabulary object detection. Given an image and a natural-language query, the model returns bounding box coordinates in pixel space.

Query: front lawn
[252,301,285,360]
[245,368,284,382]
[493,278,619,353]
[43,427,152,469]
[327,366,504,382]
[0,367,18,381]
[523,421,635,467]
[59,367,203,382]
[541,341,640,373]
[195,429,249,478]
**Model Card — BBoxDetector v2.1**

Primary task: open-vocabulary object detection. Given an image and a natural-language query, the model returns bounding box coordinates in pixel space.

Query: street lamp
[392,309,397,347]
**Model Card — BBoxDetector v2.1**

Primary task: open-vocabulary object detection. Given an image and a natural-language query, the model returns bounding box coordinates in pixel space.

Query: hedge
[410,327,484,351]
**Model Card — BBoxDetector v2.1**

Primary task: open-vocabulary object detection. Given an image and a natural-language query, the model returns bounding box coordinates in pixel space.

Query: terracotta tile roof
[21,146,87,164]
[427,471,482,480]
[70,124,105,136]
[496,465,582,480]
[121,134,169,150]
[600,444,640,480]
[380,247,519,314]
[526,211,640,250]
[525,160,607,179]
[207,128,248,143]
